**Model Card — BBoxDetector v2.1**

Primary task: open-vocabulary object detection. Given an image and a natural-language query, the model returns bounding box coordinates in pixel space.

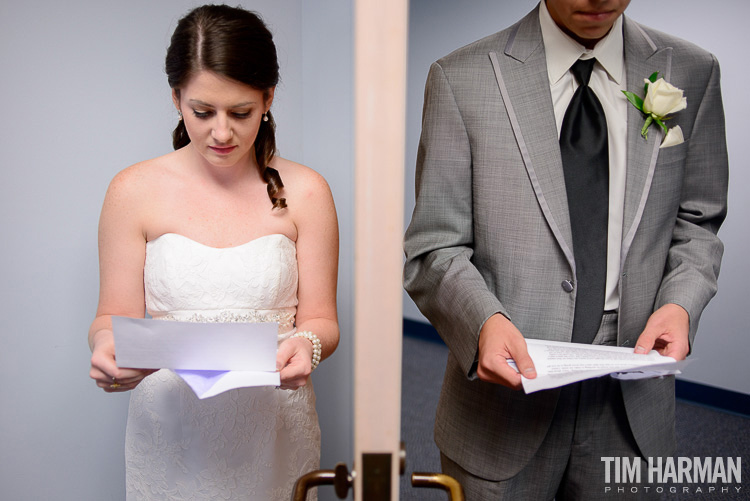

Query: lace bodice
[144,232,298,316]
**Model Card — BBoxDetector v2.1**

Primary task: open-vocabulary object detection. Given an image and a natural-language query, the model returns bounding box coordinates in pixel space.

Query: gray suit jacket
[403,6,727,481]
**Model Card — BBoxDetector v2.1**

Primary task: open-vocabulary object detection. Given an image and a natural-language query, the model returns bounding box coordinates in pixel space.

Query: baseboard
[403,318,444,344]
[674,380,750,417]
[402,318,750,417]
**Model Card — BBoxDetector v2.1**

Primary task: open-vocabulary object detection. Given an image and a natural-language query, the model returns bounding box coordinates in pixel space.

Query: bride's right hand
[89,330,156,393]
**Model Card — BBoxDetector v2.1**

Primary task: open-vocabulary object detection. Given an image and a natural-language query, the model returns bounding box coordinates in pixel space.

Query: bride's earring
[178,110,183,121]
[262,112,269,122]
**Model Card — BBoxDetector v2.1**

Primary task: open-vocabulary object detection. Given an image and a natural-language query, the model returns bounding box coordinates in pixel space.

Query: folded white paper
[112,316,278,371]
[175,369,281,399]
[112,316,281,398]
[506,339,689,394]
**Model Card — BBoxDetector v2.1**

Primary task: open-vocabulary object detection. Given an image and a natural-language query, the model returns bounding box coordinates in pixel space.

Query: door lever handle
[291,462,352,500]
[411,472,465,500]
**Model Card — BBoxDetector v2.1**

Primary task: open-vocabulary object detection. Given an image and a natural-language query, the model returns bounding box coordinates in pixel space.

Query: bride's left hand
[276,337,313,390]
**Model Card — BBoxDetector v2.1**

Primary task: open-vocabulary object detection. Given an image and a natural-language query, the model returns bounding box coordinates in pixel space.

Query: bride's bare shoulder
[271,157,337,237]
[107,151,184,195]
[272,156,332,201]
[103,150,186,210]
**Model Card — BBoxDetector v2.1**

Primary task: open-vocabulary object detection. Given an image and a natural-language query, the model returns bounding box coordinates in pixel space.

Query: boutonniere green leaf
[623,72,686,147]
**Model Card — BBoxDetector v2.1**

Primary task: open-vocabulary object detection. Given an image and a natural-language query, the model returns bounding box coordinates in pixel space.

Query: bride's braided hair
[166,5,286,209]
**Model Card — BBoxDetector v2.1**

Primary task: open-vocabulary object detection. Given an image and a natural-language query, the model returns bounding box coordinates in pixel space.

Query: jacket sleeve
[654,54,728,345]
[404,62,507,376]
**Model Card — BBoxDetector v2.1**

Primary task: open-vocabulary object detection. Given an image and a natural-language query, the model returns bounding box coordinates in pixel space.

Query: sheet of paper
[112,316,278,371]
[506,339,689,393]
[112,317,281,398]
[175,370,281,399]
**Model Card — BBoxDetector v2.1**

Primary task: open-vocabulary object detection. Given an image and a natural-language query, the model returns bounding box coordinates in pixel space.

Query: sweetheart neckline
[147,232,295,250]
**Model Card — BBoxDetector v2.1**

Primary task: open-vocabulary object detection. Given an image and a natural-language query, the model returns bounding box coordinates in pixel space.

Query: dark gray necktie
[560,58,609,344]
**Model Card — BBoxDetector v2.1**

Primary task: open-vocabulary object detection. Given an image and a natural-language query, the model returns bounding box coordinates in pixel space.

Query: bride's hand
[276,337,313,390]
[89,330,156,393]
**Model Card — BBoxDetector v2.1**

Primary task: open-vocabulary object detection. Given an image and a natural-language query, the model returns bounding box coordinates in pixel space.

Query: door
[293,1,463,499]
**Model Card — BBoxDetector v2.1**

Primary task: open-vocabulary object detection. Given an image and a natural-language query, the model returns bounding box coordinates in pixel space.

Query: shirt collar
[539,0,624,86]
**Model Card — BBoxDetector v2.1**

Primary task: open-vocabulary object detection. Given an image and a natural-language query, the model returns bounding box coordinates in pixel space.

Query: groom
[404,0,727,498]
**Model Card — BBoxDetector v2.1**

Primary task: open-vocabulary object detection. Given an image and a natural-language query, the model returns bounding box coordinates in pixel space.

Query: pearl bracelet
[292,331,322,371]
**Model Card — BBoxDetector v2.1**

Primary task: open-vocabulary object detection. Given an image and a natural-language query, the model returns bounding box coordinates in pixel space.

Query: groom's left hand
[634,303,690,361]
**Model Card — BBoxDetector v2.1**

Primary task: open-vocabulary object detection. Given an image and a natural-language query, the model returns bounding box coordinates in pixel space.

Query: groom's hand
[634,303,690,361]
[476,313,536,390]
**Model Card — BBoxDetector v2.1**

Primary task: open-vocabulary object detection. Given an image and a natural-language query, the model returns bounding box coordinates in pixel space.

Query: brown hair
[166,5,285,208]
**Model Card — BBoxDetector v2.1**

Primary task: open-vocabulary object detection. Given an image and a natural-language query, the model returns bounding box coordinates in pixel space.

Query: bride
[87,5,339,499]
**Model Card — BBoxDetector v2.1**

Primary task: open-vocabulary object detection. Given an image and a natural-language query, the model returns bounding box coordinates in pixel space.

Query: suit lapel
[621,19,672,262]
[488,14,674,274]
[489,9,575,271]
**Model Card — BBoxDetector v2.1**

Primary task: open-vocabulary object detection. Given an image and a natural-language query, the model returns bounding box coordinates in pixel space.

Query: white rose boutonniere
[623,72,686,147]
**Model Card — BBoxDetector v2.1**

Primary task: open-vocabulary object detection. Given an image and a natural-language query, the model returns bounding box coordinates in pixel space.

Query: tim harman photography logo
[601,456,742,496]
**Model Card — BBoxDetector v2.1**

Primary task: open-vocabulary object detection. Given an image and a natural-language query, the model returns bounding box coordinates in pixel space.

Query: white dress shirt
[539,0,628,311]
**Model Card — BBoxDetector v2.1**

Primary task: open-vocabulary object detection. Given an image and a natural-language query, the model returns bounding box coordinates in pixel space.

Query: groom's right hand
[476,313,536,390]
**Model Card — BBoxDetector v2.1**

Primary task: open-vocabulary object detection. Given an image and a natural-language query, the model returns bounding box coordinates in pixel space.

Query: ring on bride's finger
[110,377,121,389]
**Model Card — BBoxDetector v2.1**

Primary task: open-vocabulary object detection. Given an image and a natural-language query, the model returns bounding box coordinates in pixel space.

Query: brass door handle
[411,472,465,501]
[291,462,352,500]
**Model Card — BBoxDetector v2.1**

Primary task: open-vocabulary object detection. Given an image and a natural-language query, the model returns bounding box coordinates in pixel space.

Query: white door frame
[353,0,408,498]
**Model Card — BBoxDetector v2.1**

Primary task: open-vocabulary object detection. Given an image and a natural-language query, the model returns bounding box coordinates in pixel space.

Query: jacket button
[562,280,574,293]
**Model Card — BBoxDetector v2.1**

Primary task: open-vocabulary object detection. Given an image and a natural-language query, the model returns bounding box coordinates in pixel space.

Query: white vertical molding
[353,0,408,498]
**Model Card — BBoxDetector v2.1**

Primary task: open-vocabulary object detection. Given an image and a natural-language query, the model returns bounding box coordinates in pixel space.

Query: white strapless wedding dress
[125,233,320,500]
